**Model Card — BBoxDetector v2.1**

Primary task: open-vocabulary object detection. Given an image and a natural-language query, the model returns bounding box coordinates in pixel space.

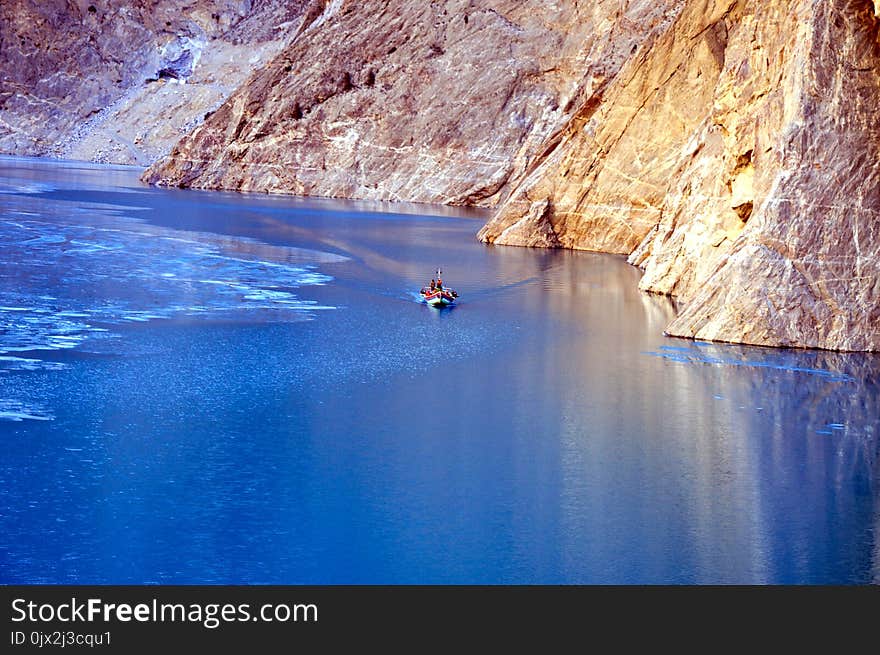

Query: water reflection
[442,244,880,582]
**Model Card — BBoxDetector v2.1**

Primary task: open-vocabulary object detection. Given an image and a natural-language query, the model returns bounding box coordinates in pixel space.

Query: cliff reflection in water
[481,246,879,582]
[0,157,878,583]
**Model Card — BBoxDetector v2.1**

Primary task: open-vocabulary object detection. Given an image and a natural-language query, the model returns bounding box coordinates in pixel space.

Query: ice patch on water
[0,399,53,421]
[0,191,345,412]
[644,342,854,382]
[0,180,56,195]
[0,208,340,361]
[0,356,68,373]
[243,289,296,302]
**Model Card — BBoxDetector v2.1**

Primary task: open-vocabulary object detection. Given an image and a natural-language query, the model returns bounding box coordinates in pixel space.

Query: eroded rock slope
[144,0,680,204]
[0,0,307,164]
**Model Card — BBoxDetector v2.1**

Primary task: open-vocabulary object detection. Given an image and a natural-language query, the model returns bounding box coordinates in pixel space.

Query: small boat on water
[420,268,458,307]
[420,287,458,307]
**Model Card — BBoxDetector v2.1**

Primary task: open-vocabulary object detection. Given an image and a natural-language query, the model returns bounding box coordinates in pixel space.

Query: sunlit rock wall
[480,0,880,351]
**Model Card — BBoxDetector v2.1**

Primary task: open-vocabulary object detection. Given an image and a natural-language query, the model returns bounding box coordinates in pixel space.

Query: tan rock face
[481,0,880,352]
[493,198,561,248]
[0,0,307,163]
[662,0,880,351]
[478,0,744,253]
[144,0,678,204]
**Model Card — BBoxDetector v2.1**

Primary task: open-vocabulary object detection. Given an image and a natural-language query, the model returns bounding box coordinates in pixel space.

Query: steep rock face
[144,0,679,204]
[478,0,745,252]
[481,0,880,351]
[0,0,307,163]
[659,0,880,350]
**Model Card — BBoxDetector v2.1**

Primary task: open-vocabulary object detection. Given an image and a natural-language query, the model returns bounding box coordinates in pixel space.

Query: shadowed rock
[0,0,308,162]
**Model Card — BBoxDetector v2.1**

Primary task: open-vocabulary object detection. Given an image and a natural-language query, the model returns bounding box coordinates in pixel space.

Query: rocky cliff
[0,0,307,164]
[479,0,880,351]
[144,0,680,203]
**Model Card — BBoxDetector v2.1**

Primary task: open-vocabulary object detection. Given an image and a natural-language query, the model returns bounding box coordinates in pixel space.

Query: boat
[420,268,458,307]
[420,286,458,307]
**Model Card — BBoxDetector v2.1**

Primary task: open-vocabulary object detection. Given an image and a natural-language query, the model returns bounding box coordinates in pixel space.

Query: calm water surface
[1,157,878,584]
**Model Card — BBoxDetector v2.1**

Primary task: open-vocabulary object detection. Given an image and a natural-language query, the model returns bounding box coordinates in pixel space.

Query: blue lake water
[1,156,878,584]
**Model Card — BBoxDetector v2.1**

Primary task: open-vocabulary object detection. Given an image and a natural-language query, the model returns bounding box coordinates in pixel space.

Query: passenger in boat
[429,279,436,291]
[437,278,443,290]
